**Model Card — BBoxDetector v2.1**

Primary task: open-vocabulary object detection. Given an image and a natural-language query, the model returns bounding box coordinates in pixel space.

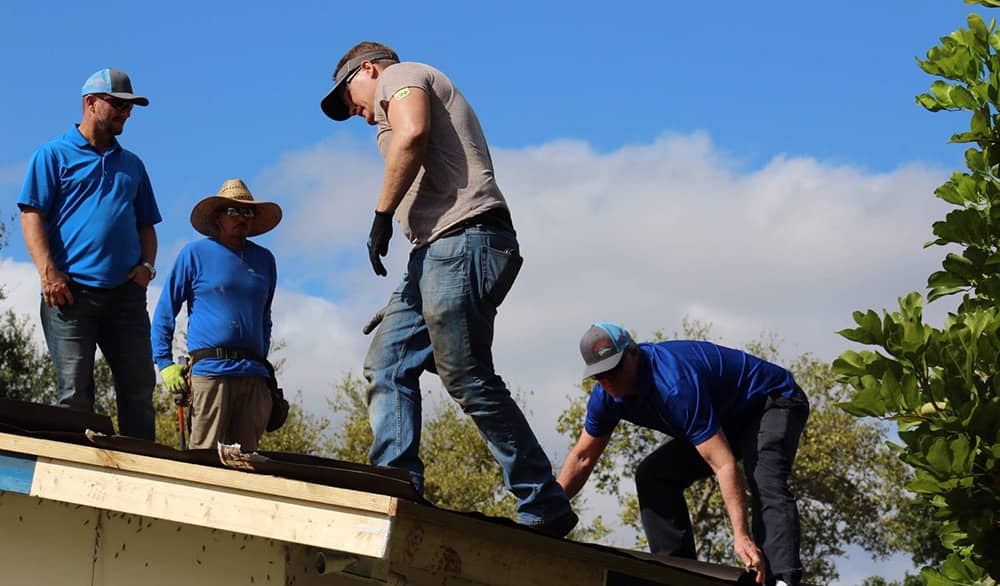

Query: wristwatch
[141,261,157,280]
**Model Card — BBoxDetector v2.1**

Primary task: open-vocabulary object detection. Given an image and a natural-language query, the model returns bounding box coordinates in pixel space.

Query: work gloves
[367,210,393,277]
[161,363,190,407]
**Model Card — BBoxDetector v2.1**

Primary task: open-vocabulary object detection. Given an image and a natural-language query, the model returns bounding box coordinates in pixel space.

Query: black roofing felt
[0,397,790,585]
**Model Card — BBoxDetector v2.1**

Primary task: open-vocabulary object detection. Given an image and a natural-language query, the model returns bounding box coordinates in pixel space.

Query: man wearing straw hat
[321,42,576,537]
[151,179,282,451]
[18,68,159,440]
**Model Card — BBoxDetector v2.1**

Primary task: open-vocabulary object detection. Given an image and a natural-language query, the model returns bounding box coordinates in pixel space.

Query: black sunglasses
[220,207,256,218]
[593,358,625,381]
[96,94,133,112]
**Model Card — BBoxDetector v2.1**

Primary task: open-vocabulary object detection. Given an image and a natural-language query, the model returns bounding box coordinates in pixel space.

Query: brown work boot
[529,510,579,538]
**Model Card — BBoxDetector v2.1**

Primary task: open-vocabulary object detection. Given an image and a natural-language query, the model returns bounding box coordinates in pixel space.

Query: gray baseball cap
[579,322,635,379]
[81,68,149,106]
[320,49,396,121]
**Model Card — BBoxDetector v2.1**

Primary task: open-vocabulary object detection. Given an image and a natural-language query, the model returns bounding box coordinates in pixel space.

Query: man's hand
[734,534,767,584]
[367,211,393,277]
[128,263,153,288]
[160,364,190,406]
[40,270,74,307]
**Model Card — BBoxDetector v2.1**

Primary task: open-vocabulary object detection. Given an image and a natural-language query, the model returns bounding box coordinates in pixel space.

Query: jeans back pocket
[481,245,523,307]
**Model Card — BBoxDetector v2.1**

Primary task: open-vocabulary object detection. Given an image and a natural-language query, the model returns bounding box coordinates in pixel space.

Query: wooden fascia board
[0,432,395,514]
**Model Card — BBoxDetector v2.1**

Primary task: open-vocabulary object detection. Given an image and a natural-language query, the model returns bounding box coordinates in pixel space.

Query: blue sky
[1,1,990,582]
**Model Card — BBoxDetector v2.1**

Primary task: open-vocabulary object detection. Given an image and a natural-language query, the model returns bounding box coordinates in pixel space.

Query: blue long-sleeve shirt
[151,238,276,377]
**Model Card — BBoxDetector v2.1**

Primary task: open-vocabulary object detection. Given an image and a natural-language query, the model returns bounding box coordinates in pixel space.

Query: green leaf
[950,85,979,109]
[943,252,978,278]
[926,436,952,477]
[917,93,946,112]
[966,148,987,173]
[836,382,886,418]
[969,13,989,46]
[920,568,955,586]
[933,208,986,246]
[928,269,970,289]
[935,182,967,205]
[949,435,973,474]
[901,321,931,353]
[895,415,924,431]
[991,30,1000,52]
[901,373,922,410]
[881,369,903,410]
[908,474,944,494]
[832,350,869,376]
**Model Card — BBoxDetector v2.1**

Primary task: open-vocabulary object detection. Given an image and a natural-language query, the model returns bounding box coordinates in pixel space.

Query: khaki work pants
[189,375,272,452]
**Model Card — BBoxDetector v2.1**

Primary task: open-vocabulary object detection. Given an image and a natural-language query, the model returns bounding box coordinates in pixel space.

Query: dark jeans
[39,280,156,440]
[635,388,809,586]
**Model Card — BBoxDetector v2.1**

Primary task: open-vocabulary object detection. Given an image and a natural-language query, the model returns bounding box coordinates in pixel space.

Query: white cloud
[2,131,951,446]
[0,131,949,568]
[238,130,952,445]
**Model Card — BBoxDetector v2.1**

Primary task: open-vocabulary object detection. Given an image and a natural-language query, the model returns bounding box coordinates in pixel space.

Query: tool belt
[187,347,290,432]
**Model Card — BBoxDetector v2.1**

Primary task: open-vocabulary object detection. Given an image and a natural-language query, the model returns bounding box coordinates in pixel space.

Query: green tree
[258,391,335,454]
[864,575,928,586]
[835,6,1000,584]
[557,319,913,585]
[0,310,57,403]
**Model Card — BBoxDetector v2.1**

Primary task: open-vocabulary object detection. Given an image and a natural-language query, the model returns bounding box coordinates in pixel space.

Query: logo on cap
[594,340,614,358]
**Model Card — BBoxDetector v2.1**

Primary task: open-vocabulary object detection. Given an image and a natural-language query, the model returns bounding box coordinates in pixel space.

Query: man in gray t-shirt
[322,41,576,538]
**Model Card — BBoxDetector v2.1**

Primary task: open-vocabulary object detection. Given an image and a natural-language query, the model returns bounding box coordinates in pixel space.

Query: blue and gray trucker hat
[579,322,635,379]
[81,68,149,106]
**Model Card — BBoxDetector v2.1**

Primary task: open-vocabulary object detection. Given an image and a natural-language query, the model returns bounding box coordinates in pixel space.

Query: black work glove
[367,211,393,277]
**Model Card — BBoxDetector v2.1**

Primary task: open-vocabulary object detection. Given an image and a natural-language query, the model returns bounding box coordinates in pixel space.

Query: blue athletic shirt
[584,341,797,446]
[17,126,161,288]
[151,238,276,378]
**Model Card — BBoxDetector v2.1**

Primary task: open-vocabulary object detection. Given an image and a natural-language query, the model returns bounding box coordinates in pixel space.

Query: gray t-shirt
[374,62,510,247]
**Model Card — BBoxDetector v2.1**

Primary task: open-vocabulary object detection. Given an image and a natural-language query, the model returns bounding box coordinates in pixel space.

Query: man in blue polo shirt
[557,323,809,586]
[17,68,161,440]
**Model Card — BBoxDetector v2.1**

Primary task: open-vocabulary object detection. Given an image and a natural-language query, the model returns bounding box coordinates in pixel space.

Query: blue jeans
[39,280,156,440]
[363,226,571,525]
[635,387,809,586]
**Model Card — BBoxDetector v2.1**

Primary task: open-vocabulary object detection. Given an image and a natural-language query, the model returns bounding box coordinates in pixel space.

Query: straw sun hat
[190,179,282,238]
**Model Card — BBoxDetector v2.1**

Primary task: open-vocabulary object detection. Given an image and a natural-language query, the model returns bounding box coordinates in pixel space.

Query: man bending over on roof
[151,180,281,451]
[557,323,810,586]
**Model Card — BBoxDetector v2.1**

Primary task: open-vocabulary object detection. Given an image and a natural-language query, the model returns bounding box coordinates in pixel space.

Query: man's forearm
[20,208,56,279]
[556,454,594,499]
[715,462,752,540]
[138,225,157,265]
[375,132,426,213]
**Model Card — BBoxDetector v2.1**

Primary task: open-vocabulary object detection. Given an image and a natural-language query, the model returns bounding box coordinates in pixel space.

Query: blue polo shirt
[17,126,161,288]
[584,341,797,446]
[151,238,276,378]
